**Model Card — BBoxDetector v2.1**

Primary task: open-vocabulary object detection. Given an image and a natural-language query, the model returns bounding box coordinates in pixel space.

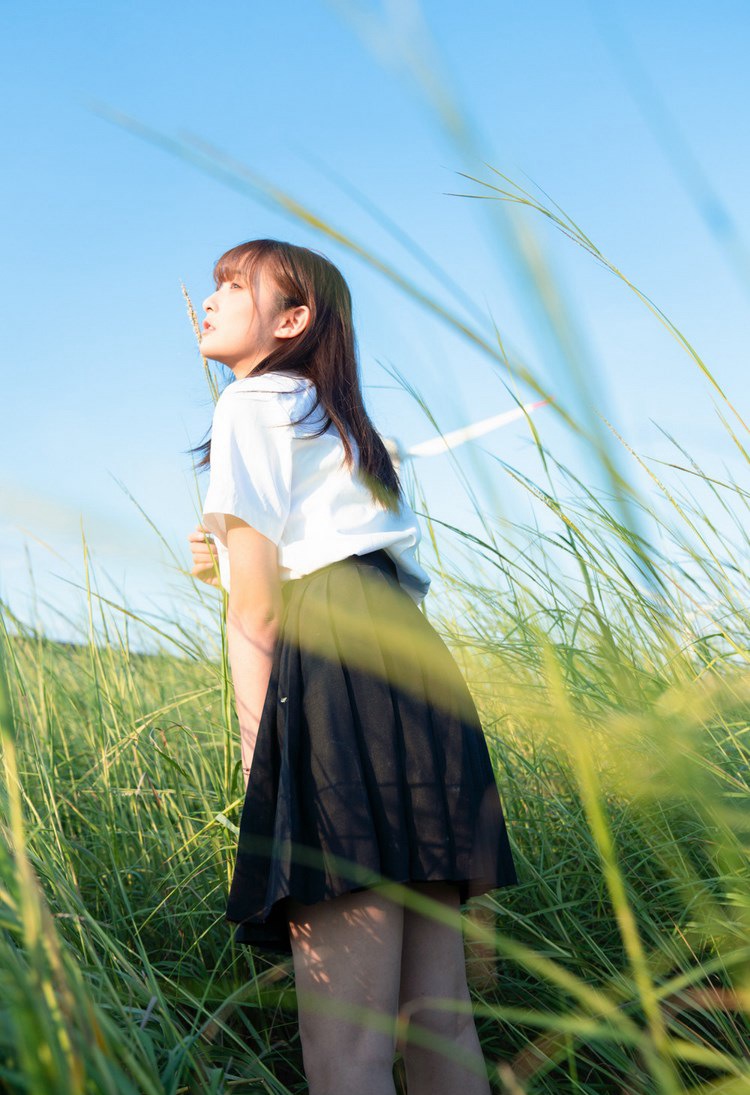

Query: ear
[275,304,311,339]
[225,515,283,624]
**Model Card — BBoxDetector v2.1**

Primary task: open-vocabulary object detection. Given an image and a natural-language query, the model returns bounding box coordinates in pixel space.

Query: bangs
[212,245,263,289]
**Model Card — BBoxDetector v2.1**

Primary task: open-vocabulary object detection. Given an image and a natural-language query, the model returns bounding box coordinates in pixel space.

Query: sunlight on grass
[3,6,749,1091]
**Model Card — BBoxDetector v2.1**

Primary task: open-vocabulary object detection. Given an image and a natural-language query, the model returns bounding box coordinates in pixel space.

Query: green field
[3,399,750,1093]
[4,141,750,1091]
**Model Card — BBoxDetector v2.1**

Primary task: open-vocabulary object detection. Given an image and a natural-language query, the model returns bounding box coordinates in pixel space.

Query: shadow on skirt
[225,548,519,956]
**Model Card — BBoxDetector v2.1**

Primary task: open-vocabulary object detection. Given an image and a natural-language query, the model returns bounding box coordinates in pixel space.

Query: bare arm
[224,516,284,789]
[227,613,278,789]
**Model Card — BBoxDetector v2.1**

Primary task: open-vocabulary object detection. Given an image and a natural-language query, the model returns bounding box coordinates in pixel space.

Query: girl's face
[200,265,284,378]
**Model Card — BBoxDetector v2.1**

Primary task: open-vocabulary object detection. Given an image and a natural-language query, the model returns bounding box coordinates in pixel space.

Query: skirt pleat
[225,549,519,955]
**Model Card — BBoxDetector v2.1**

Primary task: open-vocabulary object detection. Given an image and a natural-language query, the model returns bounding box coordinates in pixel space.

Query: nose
[202,292,215,313]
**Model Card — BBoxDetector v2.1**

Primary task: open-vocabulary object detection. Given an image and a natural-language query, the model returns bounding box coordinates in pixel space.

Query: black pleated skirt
[225,548,519,955]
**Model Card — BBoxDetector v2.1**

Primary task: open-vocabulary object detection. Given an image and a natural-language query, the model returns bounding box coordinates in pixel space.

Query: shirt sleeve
[201,386,293,548]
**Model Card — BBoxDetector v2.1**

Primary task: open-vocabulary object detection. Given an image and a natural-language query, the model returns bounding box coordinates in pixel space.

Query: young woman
[187,238,519,1095]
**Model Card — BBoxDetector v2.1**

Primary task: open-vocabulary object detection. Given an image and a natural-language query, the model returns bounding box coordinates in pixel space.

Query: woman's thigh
[398,881,473,1033]
[286,885,405,1055]
[397,882,491,1094]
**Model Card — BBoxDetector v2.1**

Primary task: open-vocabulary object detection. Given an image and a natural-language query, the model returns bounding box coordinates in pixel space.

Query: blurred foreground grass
[7,28,750,1085]
[2,395,750,1093]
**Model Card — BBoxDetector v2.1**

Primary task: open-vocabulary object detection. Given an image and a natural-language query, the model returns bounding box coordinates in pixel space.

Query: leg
[286,885,404,1095]
[397,882,491,1095]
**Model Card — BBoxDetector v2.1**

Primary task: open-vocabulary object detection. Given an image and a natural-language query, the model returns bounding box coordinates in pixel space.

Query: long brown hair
[190,238,403,511]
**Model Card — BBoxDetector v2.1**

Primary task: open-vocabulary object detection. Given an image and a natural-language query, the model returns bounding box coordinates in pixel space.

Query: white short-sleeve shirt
[201,371,432,605]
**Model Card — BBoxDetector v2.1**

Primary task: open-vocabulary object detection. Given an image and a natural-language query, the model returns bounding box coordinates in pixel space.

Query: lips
[203,321,214,332]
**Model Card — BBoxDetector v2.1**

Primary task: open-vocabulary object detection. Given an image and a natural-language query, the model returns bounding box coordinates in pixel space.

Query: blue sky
[3,0,749,648]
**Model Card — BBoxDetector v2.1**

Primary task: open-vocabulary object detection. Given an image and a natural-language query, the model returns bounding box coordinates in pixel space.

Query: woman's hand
[187,524,222,587]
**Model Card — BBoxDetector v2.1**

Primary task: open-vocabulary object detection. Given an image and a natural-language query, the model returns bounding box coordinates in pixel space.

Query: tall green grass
[3,302,750,1092]
[8,12,750,1090]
